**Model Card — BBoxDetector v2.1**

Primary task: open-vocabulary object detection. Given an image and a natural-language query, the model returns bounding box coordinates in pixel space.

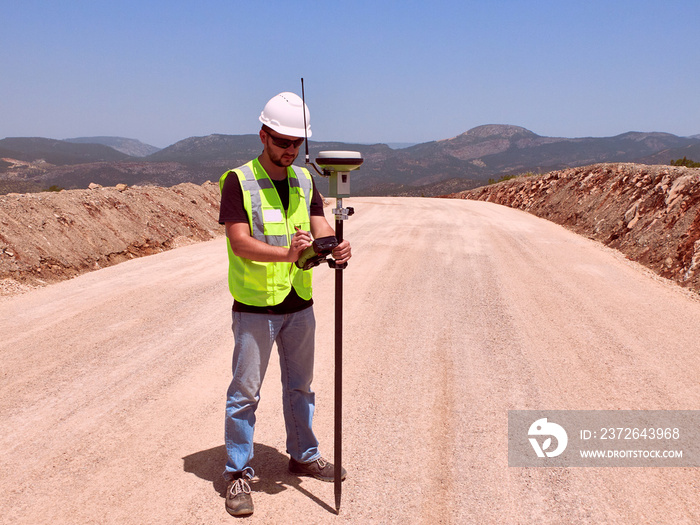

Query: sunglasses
[266,132,304,149]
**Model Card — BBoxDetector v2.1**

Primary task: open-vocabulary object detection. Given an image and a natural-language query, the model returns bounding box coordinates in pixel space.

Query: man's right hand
[287,229,313,262]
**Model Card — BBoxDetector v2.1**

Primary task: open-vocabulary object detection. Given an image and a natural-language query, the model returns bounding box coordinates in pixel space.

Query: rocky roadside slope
[3,163,699,297]
[0,182,223,296]
[445,163,700,294]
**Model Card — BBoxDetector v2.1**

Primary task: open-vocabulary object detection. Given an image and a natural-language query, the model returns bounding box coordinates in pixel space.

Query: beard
[267,146,299,168]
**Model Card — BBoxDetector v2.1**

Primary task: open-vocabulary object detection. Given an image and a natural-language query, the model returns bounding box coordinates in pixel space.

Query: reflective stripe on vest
[235,164,286,247]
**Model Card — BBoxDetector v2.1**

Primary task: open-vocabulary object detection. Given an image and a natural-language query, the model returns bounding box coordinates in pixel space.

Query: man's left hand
[332,239,351,265]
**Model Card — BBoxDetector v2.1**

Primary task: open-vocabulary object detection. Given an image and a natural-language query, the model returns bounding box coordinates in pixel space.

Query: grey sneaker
[225,477,253,517]
[289,457,347,482]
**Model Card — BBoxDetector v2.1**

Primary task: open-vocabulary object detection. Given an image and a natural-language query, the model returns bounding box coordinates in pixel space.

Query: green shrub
[670,157,700,168]
[488,174,519,185]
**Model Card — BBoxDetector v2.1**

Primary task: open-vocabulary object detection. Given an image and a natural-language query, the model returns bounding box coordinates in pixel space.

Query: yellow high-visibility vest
[219,158,314,306]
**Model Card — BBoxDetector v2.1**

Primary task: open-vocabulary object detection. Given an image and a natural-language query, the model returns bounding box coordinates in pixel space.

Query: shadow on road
[182,443,335,514]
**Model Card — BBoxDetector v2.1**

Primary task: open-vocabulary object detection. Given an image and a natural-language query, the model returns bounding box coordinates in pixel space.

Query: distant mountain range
[63,136,161,157]
[1,126,699,196]
[0,137,131,165]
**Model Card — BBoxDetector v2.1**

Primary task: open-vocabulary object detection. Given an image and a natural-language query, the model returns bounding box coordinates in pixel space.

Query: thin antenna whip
[301,77,310,164]
[301,78,324,176]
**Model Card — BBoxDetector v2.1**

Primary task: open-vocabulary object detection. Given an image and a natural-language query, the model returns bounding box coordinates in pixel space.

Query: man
[218,92,350,517]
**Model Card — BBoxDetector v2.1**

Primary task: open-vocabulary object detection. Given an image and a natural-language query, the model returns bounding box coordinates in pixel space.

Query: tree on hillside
[670,157,700,168]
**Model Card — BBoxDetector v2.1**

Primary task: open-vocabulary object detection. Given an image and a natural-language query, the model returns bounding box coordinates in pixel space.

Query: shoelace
[315,458,328,469]
[229,477,251,496]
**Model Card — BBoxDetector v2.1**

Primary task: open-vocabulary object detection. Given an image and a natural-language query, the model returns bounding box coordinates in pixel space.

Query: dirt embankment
[3,163,700,298]
[446,163,700,294]
[0,182,223,296]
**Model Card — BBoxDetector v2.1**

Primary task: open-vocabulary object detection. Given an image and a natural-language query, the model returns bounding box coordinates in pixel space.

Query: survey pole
[308,151,362,514]
[334,200,344,512]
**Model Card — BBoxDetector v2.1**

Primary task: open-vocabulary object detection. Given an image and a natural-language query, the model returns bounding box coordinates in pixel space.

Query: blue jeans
[224,307,320,480]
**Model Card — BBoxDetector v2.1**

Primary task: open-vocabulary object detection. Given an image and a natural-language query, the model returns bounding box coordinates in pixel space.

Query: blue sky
[2,0,699,147]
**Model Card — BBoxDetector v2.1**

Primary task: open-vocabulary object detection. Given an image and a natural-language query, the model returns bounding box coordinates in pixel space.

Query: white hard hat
[259,92,312,138]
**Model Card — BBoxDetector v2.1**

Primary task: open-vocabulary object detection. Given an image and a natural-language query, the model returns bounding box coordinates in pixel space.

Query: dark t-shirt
[218,165,326,314]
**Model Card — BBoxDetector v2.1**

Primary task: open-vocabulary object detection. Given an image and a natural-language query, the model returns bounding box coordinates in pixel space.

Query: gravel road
[2,197,700,524]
